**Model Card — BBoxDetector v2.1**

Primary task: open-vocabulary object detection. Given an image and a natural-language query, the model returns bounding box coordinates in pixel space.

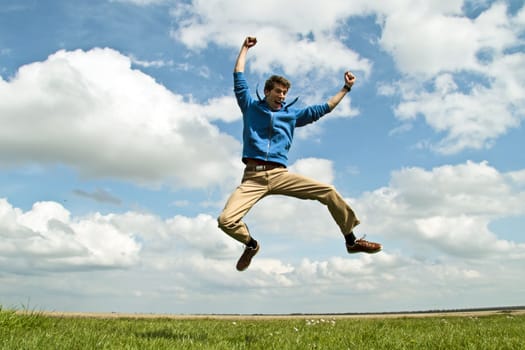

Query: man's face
[264,83,288,111]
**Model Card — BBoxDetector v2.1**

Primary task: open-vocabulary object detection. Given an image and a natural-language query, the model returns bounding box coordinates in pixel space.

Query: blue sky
[1,0,524,314]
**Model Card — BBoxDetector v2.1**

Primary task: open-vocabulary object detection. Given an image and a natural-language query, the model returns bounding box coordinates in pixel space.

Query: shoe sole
[347,249,381,254]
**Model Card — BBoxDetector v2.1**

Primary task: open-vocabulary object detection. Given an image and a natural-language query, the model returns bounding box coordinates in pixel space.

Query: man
[218,36,381,271]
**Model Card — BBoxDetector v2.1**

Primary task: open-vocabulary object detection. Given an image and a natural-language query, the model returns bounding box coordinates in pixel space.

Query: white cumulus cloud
[0,199,141,271]
[357,161,525,258]
[379,2,525,154]
[0,48,241,188]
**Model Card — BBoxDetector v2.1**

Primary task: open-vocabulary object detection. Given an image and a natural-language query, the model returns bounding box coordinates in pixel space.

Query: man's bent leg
[217,171,268,244]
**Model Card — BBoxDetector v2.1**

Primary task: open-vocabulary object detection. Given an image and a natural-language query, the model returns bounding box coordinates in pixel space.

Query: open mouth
[271,100,282,109]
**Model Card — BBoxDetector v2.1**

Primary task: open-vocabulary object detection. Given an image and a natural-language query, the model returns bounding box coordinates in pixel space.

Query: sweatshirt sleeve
[233,72,252,113]
[295,103,331,127]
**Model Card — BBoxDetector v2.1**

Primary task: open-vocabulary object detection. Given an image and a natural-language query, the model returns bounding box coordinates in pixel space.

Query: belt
[245,160,285,172]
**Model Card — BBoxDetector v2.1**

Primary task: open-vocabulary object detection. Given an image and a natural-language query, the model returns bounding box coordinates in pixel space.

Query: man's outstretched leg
[268,169,382,254]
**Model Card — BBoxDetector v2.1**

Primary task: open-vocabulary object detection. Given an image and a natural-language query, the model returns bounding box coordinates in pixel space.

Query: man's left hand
[345,71,356,88]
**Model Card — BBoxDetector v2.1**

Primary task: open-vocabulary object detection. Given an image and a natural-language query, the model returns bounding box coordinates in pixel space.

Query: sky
[0,0,524,315]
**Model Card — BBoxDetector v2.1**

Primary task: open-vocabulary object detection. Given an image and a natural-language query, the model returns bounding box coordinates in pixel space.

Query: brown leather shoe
[236,242,260,271]
[346,236,382,254]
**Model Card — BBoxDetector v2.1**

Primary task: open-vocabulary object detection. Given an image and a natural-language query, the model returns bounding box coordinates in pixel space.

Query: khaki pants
[217,167,360,244]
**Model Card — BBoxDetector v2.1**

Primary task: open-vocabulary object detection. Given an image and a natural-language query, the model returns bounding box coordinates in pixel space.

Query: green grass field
[1,308,524,349]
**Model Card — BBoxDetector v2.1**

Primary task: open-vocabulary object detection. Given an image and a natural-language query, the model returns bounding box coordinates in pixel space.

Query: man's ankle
[344,232,356,246]
[247,237,258,249]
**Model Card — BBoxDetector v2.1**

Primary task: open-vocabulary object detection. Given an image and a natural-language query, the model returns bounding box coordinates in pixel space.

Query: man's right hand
[244,36,257,48]
[235,37,257,73]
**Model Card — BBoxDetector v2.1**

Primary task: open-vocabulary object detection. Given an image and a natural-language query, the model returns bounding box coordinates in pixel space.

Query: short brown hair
[264,75,291,92]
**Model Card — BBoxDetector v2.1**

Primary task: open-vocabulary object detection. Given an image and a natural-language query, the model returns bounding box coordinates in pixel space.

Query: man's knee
[321,185,344,204]
[217,213,234,231]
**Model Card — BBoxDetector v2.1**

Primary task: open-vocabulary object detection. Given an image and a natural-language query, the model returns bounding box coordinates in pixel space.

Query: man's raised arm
[234,36,257,73]
[327,71,356,111]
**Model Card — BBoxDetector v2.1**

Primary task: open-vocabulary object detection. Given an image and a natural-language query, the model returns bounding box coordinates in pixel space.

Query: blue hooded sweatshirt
[234,72,331,167]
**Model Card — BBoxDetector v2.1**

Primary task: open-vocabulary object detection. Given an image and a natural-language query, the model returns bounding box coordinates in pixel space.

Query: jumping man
[218,36,382,271]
